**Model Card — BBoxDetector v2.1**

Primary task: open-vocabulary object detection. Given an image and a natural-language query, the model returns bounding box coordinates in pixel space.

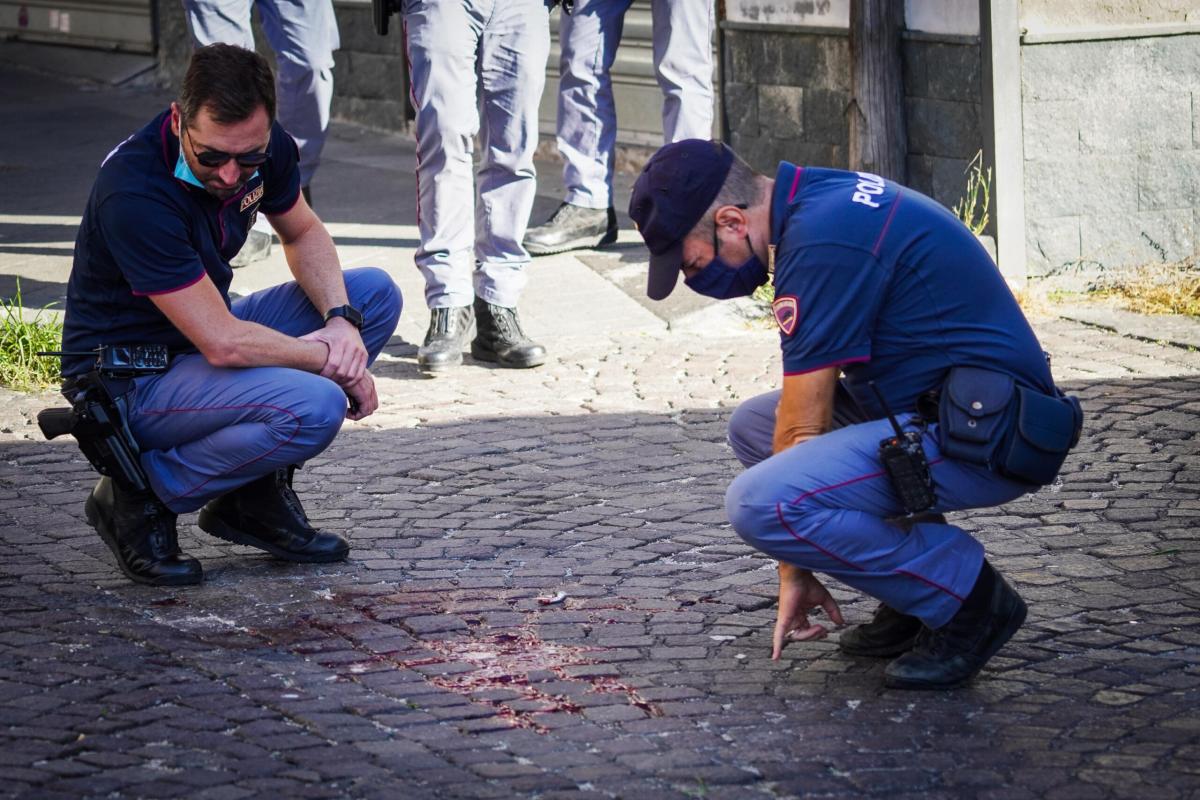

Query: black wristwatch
[324,304,363,330]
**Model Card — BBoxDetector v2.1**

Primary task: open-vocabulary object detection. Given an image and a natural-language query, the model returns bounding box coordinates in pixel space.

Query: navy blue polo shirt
[768,163,1054,419]
[61,109,301,377]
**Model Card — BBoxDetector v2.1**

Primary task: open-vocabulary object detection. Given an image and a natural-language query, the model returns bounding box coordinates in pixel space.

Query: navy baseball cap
[628,139,734,300]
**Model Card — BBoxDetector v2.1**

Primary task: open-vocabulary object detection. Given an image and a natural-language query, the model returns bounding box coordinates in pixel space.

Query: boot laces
[142,500,175,555]
[917,618,982,660]
[490,304,527,344]
[276,469,310,524]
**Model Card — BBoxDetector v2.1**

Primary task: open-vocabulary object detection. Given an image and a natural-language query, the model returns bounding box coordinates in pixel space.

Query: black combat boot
[883,560,1027,690]
[418,305,474,373]
[838,513,947,657]
[839,604,924,657]
[85,477,203,586]
[198,467,349,563]
[471,298,547,368]
[523,202,618,256]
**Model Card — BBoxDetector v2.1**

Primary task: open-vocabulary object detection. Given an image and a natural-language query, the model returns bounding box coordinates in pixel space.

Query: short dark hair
[179,44,275,126]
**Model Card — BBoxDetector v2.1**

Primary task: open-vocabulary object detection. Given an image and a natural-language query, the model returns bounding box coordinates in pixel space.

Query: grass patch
[0,280,63,391]
[1010,256,1200,319]
[1087,256,1200,316]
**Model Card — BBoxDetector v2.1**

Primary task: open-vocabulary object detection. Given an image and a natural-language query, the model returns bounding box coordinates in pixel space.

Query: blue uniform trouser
[184,0,339,187]
[126,268,401,515]
[402,0,550,309]
[557,0,715,209]
[725,390,1034,629]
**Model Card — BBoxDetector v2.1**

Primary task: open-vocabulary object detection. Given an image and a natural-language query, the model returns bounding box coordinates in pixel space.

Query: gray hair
[689,151,767,242]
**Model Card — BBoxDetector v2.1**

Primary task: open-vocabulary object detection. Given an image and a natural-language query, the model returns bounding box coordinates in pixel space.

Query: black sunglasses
[181,114,270,168]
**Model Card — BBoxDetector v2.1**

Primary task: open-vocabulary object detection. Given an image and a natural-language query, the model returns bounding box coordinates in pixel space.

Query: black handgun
[35,345,169,494]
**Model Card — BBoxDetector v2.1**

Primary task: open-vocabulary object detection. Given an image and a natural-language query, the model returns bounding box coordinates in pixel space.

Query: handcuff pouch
[937,366,1016,467]
[937,366,1083,486]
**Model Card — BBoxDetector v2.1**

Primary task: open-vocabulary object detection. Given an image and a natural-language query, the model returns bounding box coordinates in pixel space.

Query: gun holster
[38,372,150,495]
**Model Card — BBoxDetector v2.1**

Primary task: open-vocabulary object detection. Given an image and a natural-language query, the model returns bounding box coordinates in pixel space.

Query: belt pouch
[998,387,1083,486]
[937,366,1016,466]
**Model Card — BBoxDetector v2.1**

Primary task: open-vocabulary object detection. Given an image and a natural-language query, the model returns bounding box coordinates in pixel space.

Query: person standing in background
[524,0,715,256]
[403,0,551,373]
[184,0,340,265]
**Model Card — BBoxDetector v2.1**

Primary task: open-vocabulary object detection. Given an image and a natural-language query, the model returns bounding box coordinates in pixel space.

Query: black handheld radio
[869,381,936,515]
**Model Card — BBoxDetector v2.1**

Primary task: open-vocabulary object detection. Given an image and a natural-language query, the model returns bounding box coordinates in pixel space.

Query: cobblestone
[4,63,1200,800]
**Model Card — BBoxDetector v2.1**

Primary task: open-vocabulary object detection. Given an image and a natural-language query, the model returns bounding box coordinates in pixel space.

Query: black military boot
[471,298,547,368]
[198,467,349,563]
[839,604,924,657]
[85,477,203,586]
[524,202,618,256]
[883,560,1027,690]
[418,305,474,373]
[838,513,945,657]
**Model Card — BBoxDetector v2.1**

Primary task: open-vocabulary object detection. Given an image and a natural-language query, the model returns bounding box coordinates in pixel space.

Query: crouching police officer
[629,141,1082,690]
[58,44,401,585]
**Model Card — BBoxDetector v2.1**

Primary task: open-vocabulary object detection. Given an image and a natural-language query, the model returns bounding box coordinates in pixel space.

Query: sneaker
[230,228,272,268]
[524,202,618,256]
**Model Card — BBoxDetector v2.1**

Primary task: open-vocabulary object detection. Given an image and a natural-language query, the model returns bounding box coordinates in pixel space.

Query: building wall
[1020,32,1200,274]
[1020,0,1195,31]
[720,26,984,215]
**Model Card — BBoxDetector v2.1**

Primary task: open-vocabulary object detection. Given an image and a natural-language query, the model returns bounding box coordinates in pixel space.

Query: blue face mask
[174,150,205,189]
[684,235,769,300]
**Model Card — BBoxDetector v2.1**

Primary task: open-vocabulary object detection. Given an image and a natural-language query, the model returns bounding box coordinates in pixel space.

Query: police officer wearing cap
[628,140,1082,690]
[61,45,402,586]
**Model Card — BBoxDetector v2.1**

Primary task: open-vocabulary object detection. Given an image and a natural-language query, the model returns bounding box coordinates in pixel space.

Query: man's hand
[301,317,368,387]
[343,371,378,421]
[772,562,845,660]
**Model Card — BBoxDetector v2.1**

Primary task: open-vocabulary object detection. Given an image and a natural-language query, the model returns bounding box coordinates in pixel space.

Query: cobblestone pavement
[2,313,1199,800]
[3,47,1200,800]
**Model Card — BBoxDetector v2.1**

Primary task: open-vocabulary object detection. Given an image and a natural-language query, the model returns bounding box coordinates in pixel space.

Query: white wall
[905,0,980,36]
[725,0,981,36]
[724,0,849,28]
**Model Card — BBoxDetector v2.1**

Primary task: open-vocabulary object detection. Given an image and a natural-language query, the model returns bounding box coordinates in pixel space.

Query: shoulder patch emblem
[240,184,264,212]
[772,295,799,336]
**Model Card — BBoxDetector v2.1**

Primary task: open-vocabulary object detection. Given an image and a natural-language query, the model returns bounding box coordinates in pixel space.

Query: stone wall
[903,36,984,216]
[721,28,850,174]
[720,25,983,214]
[153,0,409,133]
[1021,33,1200,275]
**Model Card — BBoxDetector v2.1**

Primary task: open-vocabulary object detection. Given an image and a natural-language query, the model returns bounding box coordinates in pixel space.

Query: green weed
[953,150,992,236]
[0,280,63,391]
